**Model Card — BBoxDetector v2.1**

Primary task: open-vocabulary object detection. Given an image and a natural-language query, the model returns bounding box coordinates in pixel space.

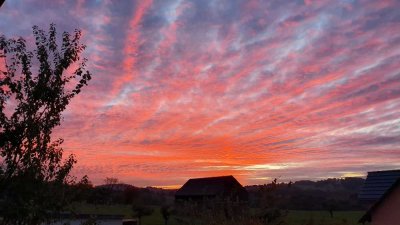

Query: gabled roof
[175,175,244,197]
[359,178,400,223]
[358,170,400,201]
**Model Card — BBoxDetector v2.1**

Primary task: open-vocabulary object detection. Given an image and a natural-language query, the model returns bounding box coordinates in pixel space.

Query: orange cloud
[2,0,400,186]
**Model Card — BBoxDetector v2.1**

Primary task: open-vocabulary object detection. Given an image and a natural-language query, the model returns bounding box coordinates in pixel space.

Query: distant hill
[245,177,366,210]
[86,183,175,205]
[96,183,139,191]
[245,177,365,191]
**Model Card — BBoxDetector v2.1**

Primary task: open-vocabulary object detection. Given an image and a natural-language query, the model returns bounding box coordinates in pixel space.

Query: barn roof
[358,169,400,201]
[359,178,400,223]
[175,175,244,197]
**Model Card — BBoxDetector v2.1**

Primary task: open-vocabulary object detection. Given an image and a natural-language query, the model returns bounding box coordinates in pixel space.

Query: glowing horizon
[1,0,400,187]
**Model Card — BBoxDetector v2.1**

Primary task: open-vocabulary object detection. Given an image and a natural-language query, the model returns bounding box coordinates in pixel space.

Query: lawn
[68,203,132,216]
[69,203,174,224]
[285,210,364,225]
[69,203,365,225]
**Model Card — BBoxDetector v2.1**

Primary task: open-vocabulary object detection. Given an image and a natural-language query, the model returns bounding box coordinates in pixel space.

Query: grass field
[70,203,364,225]
[285,211,364,225]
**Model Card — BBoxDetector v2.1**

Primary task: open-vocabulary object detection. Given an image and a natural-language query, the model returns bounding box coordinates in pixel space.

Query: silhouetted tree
[132,204,154,225]
[102,177,119,204]
[104,177,119,186]
[161,205,174,225]
[256,178,287,224]
[123,186,137,204]
[72,175,94,202]
[0,24,91,225]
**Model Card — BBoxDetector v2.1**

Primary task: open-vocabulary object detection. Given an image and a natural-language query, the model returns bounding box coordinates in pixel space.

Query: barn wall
[371,185,400,225]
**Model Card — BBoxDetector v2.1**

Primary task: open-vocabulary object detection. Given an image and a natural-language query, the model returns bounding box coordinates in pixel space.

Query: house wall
[371,185,400,225]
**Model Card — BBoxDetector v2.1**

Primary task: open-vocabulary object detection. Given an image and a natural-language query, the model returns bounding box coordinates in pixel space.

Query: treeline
[246,177,366,211]
[70,177,175,206]
[70,176,365,212]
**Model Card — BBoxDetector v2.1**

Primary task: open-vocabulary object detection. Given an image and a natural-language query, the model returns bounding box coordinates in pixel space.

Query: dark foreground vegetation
[0,24,91,225]
[247,177,365,211]
[69,203,364,225]
[70,177,365,210]
[61,176,366,225]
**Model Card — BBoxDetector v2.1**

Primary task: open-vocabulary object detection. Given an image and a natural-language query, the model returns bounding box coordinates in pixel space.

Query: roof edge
[367,169,400,174]
[187,175,235,181]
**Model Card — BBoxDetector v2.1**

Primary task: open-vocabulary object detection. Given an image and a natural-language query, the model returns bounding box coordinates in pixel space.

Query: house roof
[358,169,400,201]
[359,178,400,223]
[175,175,244,197]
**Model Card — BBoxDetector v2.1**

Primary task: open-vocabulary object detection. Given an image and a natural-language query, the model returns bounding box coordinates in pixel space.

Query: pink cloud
[1,0,400,186]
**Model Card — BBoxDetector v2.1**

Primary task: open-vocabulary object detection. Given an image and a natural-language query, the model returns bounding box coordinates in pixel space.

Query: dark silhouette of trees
[104,177,119,186]
[0,24,91,225]
[132,204,154,225]
[161,205,174,225]
[247,177,365,211]
[72,175,94,202]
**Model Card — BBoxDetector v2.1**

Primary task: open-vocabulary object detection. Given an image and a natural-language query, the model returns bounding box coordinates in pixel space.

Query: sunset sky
[1,0,400,187]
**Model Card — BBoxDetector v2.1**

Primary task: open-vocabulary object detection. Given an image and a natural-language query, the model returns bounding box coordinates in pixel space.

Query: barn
[358,170,400,225]
[358,170,400,205]
[175,175,248,202]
